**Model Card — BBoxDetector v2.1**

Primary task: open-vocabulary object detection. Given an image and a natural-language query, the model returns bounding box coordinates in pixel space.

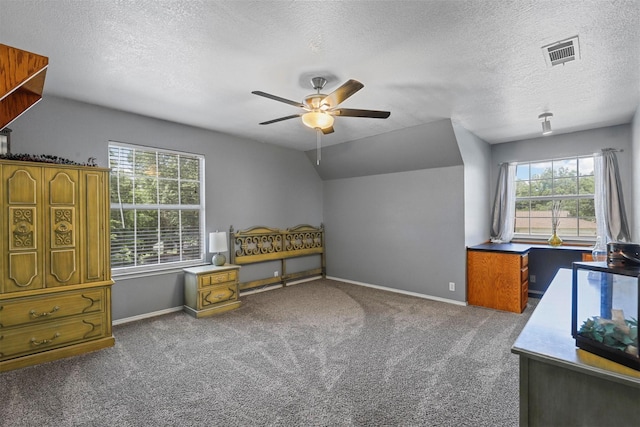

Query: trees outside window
[515,156,595,239]
[109,142,205,272]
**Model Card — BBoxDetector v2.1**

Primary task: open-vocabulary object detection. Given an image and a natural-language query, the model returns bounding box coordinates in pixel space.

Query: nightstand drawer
[198,270,237,288]
[0,312,107,361]
[199,284,237,309]
[0,288,105,329]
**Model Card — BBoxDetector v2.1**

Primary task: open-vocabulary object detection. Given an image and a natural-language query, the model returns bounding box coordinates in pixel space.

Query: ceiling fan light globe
[302,111,334,130]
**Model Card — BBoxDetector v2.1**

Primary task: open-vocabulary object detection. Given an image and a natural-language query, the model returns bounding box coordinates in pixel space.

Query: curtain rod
[498,148,624,165]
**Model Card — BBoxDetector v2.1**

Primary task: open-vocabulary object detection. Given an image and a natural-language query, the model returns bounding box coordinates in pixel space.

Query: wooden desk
[467,247,529,313]
[511,268,640,426]
[467,243,591,313]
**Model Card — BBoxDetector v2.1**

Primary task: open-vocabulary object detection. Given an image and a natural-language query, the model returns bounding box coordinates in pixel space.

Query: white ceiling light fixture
[301,111,334,130]
[539,112,553,136]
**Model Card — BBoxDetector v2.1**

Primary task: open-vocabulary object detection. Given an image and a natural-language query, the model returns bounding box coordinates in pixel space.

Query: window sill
[112,261,206,281]
[512,239,593,247]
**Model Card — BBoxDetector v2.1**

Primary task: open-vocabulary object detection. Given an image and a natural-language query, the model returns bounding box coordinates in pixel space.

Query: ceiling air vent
[542,36,580,67]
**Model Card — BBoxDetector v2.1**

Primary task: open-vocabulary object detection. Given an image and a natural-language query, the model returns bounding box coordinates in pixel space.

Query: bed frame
[229,224,325,291]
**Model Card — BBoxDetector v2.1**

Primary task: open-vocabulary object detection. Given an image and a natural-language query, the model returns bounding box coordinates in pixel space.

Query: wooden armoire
[0,159,114,372]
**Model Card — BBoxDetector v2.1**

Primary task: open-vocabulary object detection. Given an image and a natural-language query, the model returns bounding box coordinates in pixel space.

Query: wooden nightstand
[183,264,241,318]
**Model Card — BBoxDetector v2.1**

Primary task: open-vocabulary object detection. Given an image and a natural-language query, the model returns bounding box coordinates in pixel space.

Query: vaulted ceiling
[1,1,639,152]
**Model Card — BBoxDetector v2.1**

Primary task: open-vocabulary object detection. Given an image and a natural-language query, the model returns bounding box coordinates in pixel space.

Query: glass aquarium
[572,262,639,370]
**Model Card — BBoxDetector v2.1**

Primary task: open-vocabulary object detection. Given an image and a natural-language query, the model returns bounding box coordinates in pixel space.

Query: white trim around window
[108,141,206,276]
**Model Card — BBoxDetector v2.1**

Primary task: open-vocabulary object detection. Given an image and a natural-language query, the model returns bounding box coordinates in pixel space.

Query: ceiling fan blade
[331,108,391,119]
[259,114,301,125]
[252,91,306,108]
[321,126,334,135]
[321,79,364,108]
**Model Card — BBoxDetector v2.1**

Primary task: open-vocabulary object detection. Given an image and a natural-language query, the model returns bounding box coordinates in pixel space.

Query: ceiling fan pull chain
[316,128,321,165]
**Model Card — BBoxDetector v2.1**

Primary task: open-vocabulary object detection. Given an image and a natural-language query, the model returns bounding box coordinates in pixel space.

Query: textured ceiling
[1,1,639,152]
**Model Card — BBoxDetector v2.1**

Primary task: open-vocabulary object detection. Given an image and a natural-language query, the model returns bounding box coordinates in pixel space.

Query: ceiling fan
[252,77,390,164]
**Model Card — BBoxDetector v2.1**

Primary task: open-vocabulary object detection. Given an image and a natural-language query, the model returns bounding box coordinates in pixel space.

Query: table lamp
[209,231,228,266]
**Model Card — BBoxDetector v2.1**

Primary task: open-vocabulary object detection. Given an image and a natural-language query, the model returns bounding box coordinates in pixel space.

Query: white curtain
[490,162,516,243]
[594,149,631,243]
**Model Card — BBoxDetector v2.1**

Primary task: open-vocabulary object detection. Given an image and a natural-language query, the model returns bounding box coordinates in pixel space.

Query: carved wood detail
[51,208,74,247]
[231,224,324,259]
[10,207,35,250]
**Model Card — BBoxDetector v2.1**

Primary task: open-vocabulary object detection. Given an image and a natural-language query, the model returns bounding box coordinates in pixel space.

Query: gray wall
[453,123,492,247]
[308,119,464,180]
[323,166,467,302]
[632,107,640,242]
[8,96,323,320]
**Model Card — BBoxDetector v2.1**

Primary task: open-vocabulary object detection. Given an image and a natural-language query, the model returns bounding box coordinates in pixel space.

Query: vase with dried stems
[548,200,563,247]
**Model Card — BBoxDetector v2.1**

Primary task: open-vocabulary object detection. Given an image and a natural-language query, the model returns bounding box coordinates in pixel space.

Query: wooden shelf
[1,44,48,129]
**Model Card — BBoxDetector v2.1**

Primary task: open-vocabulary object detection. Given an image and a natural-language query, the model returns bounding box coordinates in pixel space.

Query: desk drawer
[198,270,237,288]
[521,253,529,268]
[199,284,237,309]
[0,312,107,360]
[521,266,529,284]
[0,288,105,329]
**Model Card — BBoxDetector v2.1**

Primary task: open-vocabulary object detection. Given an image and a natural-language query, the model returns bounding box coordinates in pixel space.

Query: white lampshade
[209,231,228,254]
[301,111,334,130]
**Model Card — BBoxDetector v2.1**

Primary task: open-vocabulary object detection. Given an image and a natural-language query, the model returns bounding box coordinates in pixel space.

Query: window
[515,156,595,239]
[108,142,205,273]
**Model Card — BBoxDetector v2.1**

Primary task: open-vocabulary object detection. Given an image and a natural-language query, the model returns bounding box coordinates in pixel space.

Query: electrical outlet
[449,282,455,291]
[530,275,536,283]
[274,271,278,277]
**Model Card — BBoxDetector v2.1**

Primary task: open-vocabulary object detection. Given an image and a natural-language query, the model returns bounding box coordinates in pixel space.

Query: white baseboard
[113,276,324,324]
[112,276,458,325]
[288,275,323,286]
[326,276,467,306]
[112,306,184,326]
[240,275,322,296]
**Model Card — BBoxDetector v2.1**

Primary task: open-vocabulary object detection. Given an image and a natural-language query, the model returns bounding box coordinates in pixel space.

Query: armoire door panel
[48,171,76,205]
[7,252,40,291]
[84,172,104,281]
[3,165,43,293]
[49,249,77,284]
[6,167,39,204]
[44,169,79,287]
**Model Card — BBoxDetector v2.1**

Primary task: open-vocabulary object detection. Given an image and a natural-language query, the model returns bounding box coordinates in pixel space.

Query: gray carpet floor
[1,279,538,427]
